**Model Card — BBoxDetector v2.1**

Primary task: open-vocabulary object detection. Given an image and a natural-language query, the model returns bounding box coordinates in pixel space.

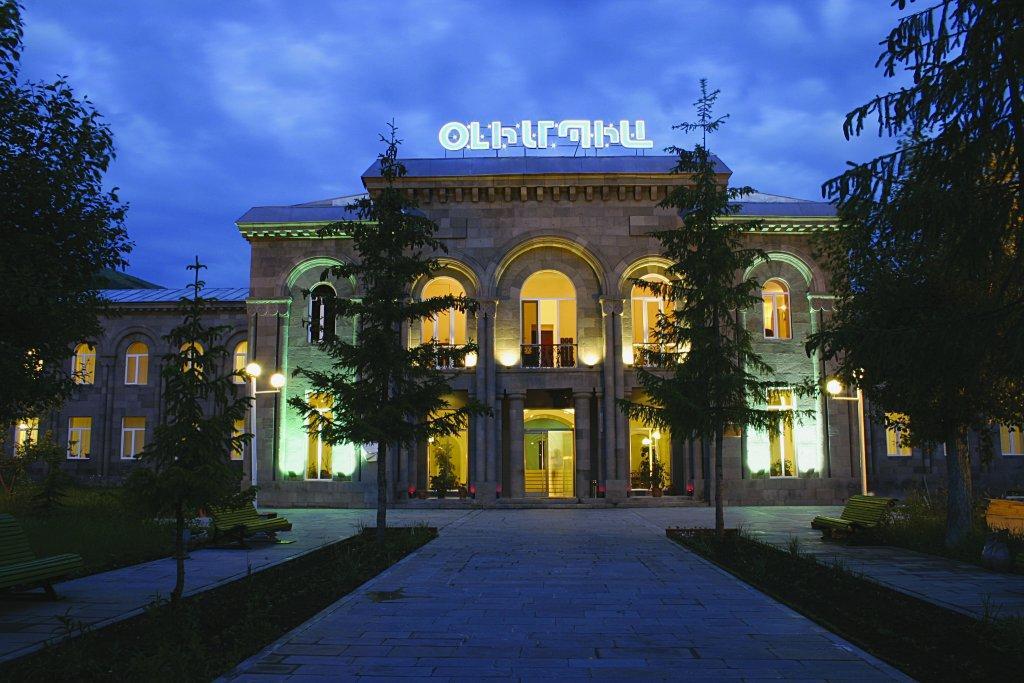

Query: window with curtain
[761,280,791,339]
[125,341,149,385]
[73,343,96,384]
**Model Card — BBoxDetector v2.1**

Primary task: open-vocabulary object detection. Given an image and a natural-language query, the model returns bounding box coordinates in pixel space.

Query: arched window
[124,342,149,385]
[767,389,797,476]
[521,271,576,368]
[631,274,669,366]
[306,393,334,480]
[762,279,791,339]
[232,341,248,384]
[73,343,96,385]
[308,284,337,343]
[180,341,204,374]
[1001,425,1023,456]
[421,277,467,368]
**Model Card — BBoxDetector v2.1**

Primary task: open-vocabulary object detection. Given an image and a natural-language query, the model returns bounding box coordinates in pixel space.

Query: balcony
[521,342,577,368]
[427,343,466,369]
[632,342,677,367]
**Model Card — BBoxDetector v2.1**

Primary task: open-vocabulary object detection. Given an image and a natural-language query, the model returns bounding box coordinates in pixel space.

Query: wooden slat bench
[811,495,897,539]
[0,513,84,599]
[209,504,292,547]
[985,498,1024,535]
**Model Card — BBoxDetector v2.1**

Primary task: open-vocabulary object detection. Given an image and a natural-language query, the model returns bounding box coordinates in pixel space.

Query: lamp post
[825,377,868,495]
[245,362,286,500]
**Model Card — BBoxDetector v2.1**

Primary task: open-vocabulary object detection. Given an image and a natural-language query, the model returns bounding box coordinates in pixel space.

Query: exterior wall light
[581,352,599,367]
[465,351,478,368]
[622,348,634,366]
[499,351,519,367]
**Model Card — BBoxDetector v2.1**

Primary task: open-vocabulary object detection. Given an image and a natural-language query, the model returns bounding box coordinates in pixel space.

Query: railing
[428,343,466,369]
[520,343,577,368]
[632,342,676,367]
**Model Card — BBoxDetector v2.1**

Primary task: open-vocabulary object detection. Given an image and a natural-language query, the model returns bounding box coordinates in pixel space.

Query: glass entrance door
[524,410,575,497]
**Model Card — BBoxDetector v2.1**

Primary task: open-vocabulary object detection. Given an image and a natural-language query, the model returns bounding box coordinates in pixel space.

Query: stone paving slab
[0,509,472,664]
[635,506,1024,620]
[224,509,904,681]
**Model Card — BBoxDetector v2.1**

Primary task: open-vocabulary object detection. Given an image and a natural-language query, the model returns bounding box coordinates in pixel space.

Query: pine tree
[807,1,1023,547]
[0,1,131,431]
[620,80,790,536]
[289,123,487,542]
[126,259,250,602]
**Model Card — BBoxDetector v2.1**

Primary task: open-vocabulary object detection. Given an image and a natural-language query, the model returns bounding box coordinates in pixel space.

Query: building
[10,155,1023,504]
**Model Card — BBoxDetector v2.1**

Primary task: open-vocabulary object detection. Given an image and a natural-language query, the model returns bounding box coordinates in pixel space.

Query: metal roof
[101,288,249,303]
[236,204,361,225]
[729,198,836,217]
[361,154,730,179]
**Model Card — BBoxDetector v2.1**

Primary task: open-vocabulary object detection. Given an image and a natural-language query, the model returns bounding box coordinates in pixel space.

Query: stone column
[507,392,525,498]
[573,391,592,498]
[599,298,627,498]
[480,300,499,492]
[613,297,628,485]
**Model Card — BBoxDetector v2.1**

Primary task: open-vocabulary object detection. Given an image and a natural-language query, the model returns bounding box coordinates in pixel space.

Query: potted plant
[429,440,458,499]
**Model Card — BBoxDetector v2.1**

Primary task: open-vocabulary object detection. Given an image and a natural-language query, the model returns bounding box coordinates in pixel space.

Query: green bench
[0,514,84,599]
[811,494,897,539]
[209,503,292,547]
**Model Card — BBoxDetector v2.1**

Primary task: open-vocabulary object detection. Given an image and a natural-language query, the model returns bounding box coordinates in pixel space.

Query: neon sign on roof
[438,119,654,151]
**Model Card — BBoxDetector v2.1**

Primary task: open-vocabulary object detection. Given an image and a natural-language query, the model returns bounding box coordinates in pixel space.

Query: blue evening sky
[20,1,907,288]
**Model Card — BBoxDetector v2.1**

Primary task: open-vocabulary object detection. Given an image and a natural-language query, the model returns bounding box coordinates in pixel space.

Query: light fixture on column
[464,351,478,368]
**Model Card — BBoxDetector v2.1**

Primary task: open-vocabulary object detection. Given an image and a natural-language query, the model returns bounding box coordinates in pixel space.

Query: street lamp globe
[245,362,262,378]
[825,378,844,396]
[269,372,286,389]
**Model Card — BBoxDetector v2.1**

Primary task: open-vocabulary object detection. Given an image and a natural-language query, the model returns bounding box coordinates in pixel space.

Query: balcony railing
[521,342,577,368]
[427,343,466,369]
[632,342,677,367]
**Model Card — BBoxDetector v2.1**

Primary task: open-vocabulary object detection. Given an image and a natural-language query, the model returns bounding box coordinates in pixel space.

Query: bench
[811,495,897,539]
[209,504,292,547]
[986,498,1024,535]
[0,514,84,599]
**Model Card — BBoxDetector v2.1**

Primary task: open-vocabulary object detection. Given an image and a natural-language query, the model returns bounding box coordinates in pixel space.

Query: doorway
[523,409,575,497]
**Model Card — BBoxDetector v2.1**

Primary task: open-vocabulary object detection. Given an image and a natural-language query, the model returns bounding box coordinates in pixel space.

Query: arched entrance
[523,409,575,497]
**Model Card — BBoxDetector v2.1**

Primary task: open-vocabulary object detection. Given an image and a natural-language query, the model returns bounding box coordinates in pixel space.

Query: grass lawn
[669,527,1023,679]
[2,526,436,681]
[0,485,178,577]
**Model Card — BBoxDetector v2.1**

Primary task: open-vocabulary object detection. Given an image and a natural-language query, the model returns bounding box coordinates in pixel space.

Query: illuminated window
[308,284,336,343]
[885,413,912,456]
[15,418,39,448]
[124,342,149,385]
[180,341,204,374]
[231,419,246,461]
[628,417,671,490]
[762,280,791,340]
[67,417,92,459]
[120,417,146,459]
[422,277,467,345]
[306,393,333,480]
[73,343,96,384]
[232,341,248,384]
[767,389,797,476]
[631,275,670,365]
[1001,425,1023,456]
[520,270,576,368]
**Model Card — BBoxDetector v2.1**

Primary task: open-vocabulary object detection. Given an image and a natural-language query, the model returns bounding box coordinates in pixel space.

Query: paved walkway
[0,509,472,664]
[226,509,904,681]
[638,506,1024,620]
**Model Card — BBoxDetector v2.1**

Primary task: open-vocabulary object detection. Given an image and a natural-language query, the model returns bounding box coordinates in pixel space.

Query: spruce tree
[620,80,790,536]
[807,1,1023,547]
[289,123,487,542]
[126,259,250,602]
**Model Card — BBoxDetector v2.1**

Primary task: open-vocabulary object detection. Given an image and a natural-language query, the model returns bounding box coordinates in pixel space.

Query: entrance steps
[394,496,705,510]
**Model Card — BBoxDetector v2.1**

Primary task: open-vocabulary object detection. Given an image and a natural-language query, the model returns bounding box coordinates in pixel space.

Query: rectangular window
[73,345,96,384]
[125,344,149,385]
[232,341,248,384]
[15,418,39,449]
[1001,425,1023,457]
[231,419,246,461]
[767,389,797,477]
[885,413,912,456]
[120,417,146,459]
[67,417,92,459]
[306,393,333,480]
